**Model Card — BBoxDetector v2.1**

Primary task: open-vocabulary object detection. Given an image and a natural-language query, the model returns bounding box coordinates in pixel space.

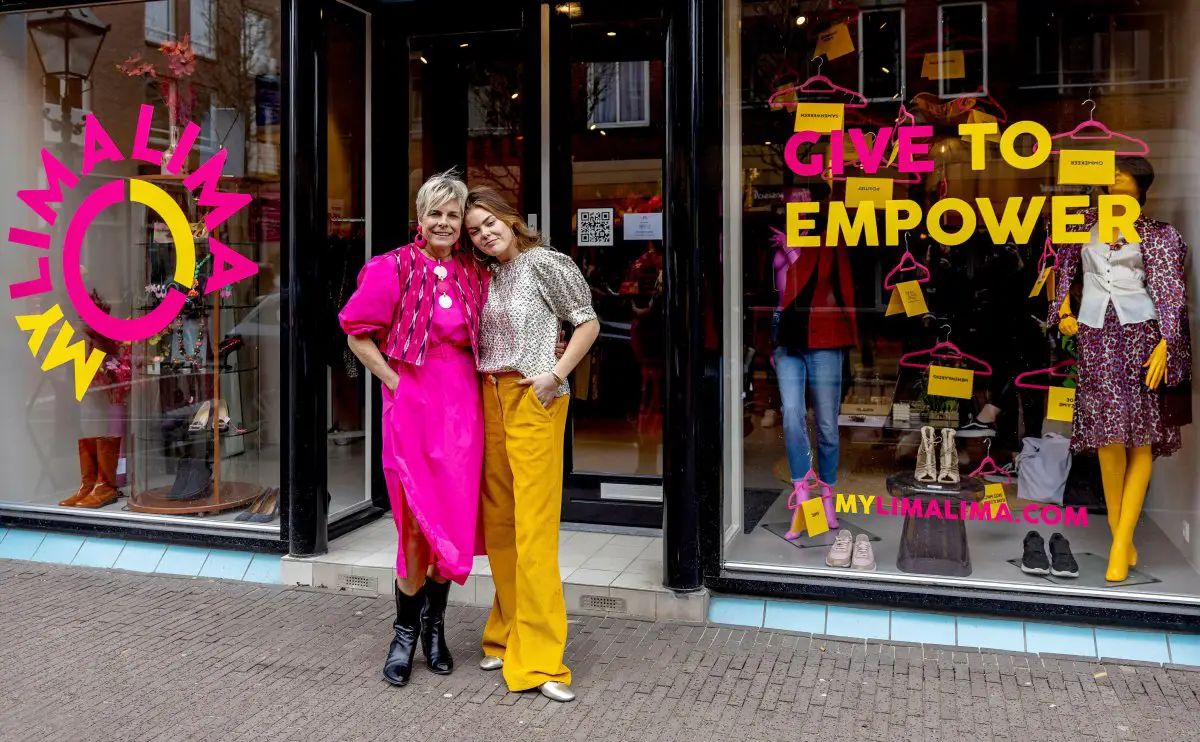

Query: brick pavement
[1,560,1198,741]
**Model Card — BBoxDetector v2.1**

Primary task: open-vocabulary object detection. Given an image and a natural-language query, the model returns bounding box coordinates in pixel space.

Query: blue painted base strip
[0,527,280,585]
[709,594,1200,668]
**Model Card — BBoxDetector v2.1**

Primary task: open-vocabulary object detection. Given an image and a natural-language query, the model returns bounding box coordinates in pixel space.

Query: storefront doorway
[379,0,669,528]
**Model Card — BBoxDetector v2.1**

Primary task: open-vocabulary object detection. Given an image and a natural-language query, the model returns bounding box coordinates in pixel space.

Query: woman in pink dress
[341,171,488,687]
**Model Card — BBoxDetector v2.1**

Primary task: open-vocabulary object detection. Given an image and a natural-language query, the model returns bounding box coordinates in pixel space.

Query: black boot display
[420,579,454,675]
[382,584,425,686]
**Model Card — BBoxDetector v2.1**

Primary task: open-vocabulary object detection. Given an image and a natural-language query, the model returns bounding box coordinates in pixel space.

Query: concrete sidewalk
[1,561,1197,741]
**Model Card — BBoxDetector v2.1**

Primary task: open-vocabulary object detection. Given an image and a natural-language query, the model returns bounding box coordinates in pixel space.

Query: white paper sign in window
[577,208,614,246]
[623,212,663,241]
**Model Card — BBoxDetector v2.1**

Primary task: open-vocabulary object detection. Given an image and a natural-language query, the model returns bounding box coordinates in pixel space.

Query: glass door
[551,1,668,526]
[323,0,372,522]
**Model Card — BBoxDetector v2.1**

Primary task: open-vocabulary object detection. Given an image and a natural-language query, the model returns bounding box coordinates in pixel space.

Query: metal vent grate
[581,594,627,613]
[338,573,377,592]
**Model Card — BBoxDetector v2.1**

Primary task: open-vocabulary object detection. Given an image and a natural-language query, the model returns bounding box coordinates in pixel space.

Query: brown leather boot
[78,436,121,508]
[59,438,98,507]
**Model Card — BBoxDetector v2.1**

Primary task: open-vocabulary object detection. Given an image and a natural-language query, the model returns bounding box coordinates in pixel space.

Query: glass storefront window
[725,0,1200,603]
[0,2,282,532]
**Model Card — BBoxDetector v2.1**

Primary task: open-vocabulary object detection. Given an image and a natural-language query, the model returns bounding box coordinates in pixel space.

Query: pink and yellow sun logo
[8,104,258,401]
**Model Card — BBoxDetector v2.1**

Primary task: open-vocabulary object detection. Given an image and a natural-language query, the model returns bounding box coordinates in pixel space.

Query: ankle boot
[937,428,960,484]
[78,437,121,508]
[60,438,98,507]
[915,426,938,483]
[383,584,425,686]
[420,579,454,675]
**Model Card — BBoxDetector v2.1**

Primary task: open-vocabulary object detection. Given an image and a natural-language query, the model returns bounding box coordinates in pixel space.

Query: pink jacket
[340,242,489,366]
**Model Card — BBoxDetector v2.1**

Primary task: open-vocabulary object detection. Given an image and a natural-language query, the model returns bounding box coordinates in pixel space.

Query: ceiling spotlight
[589,124,597,130]
[881,66,890,73]
[460,43,469,48]
[765,141,772,145]
[599,129,607,136]
[796,15,807,26]
[607,31,617,37]
[511,92,519,99]
[419,56,428,64]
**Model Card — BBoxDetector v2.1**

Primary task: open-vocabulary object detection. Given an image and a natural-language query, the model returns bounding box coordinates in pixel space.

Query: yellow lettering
[927,198,977,246]
[859,494,876,514]
[1099,194,1142,244]
[836,493,857,513]
[15,302,65,355]
[786,201,821,247]
[827,201,878,246]
[958,122,997,170]
[40,320,105,401]
[884,199,922,245]
[1000,121,1051,170]
[978,197,1044,244]
[1051,196,1091,244]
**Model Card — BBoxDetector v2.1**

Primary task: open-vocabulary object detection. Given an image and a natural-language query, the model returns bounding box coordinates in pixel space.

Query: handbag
[1160,380,1193,428]
[167,458,213,501]
[1016,433,1072,505]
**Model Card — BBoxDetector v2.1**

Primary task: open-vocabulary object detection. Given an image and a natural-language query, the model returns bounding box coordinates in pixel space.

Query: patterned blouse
[478,246,597,396]
[1049,209,1192,386]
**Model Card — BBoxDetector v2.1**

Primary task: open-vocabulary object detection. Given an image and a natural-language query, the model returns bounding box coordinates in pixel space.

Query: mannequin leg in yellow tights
[1096,444,1137,567]
[1105,445,1153,582]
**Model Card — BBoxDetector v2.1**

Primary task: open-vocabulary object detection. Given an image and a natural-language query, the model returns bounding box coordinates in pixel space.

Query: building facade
[1,0,1199,627]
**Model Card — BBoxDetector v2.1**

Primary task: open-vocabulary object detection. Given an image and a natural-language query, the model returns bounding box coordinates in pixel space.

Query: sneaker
[1048,533,1079,578]
[825,529,853,567]
[958,415,997,438]
[851,533,876,571]
[1020,530,1050,575]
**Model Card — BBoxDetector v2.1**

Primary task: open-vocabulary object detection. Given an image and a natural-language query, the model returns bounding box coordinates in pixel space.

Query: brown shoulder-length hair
[464,186,544,263]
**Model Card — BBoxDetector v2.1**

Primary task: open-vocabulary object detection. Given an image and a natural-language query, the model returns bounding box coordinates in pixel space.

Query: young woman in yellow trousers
[464,186,599,703]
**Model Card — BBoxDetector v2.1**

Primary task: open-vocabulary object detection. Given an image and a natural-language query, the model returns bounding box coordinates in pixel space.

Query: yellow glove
[1144,339,1169,390]
[1058,296,1078,337]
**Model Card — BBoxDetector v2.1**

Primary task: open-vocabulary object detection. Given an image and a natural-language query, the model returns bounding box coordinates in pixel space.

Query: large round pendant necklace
[424,248,453,309]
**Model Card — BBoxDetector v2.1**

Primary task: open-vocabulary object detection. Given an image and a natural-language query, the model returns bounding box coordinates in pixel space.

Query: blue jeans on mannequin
[773,346,844,485]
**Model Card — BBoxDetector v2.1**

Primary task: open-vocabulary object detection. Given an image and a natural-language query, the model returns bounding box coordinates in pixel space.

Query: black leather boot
[421,579,454,675]
[382,584,424,686]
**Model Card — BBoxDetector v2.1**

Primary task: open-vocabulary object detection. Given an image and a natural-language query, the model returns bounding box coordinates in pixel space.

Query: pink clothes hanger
[883,235,931,288]
[880,102,925,184]
[1014,360,1078,391]
[968,439,1011,482]
[899,326,993,375]
[785,469,835,540]
[768,58,868,110]
[1046,99,1150,156]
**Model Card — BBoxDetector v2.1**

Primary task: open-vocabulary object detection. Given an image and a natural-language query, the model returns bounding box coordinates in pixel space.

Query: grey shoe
[825,529,853,567]
[851,533,876,571]
[479,655,503,671]
[539,681,576,702]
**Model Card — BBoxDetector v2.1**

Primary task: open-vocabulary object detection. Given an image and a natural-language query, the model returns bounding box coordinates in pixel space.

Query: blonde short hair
[415,169,468,220]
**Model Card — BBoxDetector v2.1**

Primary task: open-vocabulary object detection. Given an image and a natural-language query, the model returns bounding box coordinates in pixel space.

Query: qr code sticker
[577,208,614,246]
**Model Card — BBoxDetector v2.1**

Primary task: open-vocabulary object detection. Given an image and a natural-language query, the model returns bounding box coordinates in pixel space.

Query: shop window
[191,0,216,59]
[145,0,174,44]
[938,1,987,99]
[588,61,650,128]
[858,7,905,102]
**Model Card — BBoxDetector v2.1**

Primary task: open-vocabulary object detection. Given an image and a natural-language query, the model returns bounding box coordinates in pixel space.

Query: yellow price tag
[802,497,830,538]
[896,280,929,317]
[921,51,966,80]
[982,482,1006,517]
[1030,267,1053,299]
[1046,270,1056,300]
[885,288,905,316]
[1058,149,1116,186]
[845,177,893,208]
[814,22,855,61]
[795,103,845,133]
[927,365,974,399]
[1047,386,1076,422]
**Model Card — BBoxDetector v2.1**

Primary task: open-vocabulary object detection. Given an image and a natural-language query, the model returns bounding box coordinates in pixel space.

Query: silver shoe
[539,681,576,702]
[479,655,503,671]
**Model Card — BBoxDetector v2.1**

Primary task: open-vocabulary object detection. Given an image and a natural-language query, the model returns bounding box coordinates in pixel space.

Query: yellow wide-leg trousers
[481,372,571,691]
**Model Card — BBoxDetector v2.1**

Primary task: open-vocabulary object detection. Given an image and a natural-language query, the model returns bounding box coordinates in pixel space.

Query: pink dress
[339,251,484,584]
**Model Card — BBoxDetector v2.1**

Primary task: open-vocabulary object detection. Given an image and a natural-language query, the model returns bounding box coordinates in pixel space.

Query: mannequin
[1051,157,1191,582]
[773,182,857,525]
